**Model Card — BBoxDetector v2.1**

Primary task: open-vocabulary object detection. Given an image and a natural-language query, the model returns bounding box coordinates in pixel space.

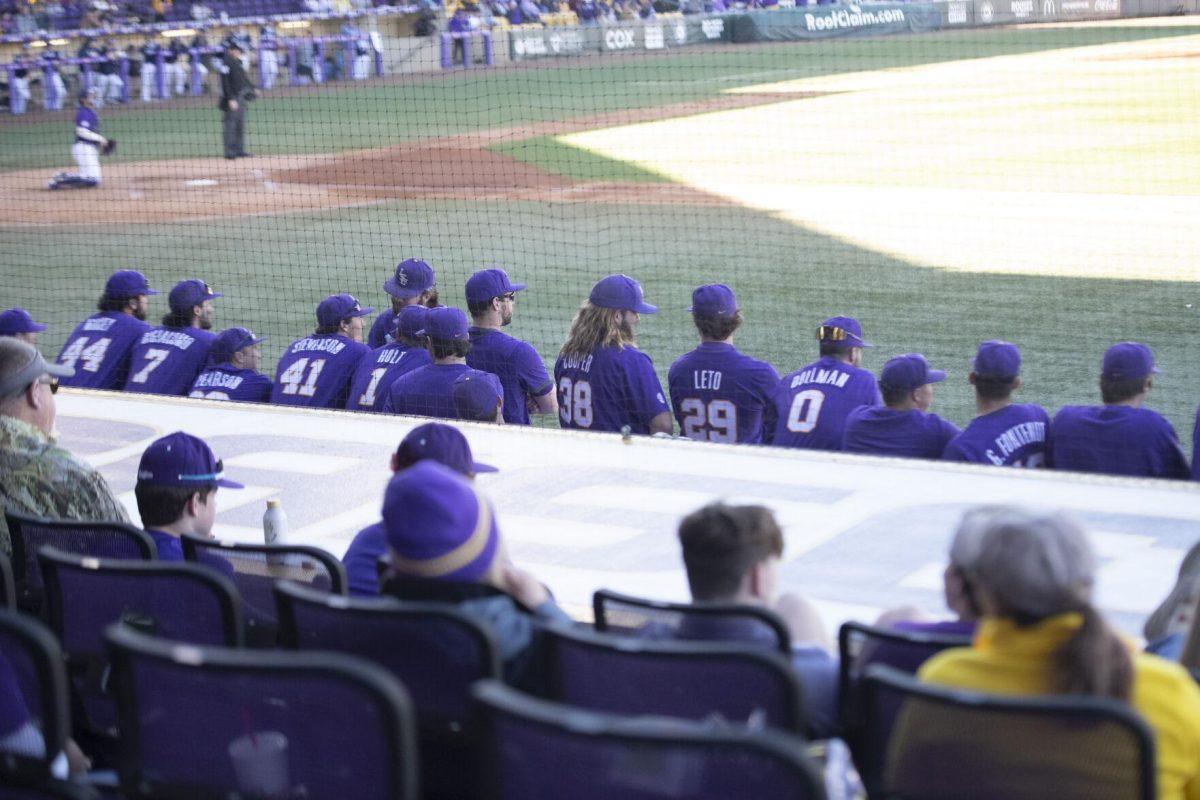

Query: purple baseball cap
[136,431,243,490]
[973,340,1021,380]
[383,460,501,582]
[688,284,737,317]
[384,258,436,300]
[395,422,497,475]
[168,279,222,314]
[589,274,657,314]
[817,316,872,349]
[1102,341,1159,381]
[0,308,47,335]
[104,269,159,300]
[452,370,504,422]
[417,306,469,342]
[880,353,946,392]
[465,268,526,305]
[390,305,429,341]
[317,294,374,329]
[209,327,264,365]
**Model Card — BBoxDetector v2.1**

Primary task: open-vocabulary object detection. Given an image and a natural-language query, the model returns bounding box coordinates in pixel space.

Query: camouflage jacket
[0,415,129,556]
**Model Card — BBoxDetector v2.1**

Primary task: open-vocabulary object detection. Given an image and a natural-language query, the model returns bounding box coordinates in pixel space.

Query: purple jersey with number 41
[769,356,881,450]
[554,345,669,435]
[125,327,217,396]
[270,334,369,409]
[942,403,1050,467]
[56,312,150,390]
[668,342,779,444]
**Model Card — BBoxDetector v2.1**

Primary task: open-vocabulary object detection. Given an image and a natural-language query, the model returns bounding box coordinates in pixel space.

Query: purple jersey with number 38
[768,356,881,450]
[668,342,779,444]
[554,345,669,435]
[270,333,369,409]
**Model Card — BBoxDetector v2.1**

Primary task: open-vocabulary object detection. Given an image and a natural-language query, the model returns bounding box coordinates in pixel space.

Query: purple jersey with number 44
[554,345,669,435]
[346,343,432,412]
[769,356,881,450]
[1047,405,1189,480]
[271,334,369,409]
[668,342,779,444]
[56,312,150,389]
[942,403,1050,467]
[125,327,217,396]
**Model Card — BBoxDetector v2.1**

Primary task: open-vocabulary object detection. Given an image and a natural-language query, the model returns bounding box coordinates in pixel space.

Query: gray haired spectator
[1143,540,1200,661]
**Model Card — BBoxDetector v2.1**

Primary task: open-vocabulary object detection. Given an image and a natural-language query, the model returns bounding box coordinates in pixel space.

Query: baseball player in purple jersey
[554,275,672,436]
[57,270,158,389]
[843,353,960,459]
[368,258,439,349]
[271,294,373,409]
[48,88,109,190]
[668,284,779,444]
[942,341,1050,467]
[1046,342,1189,480]
[125,279,220,396]
[768,316,881,450]
[188,327,273,403]
[465,268,556,425]
[382,307,482,419]
[347,305,433,412]
[0,309,47,344]
[452,369,505,423]
[1192,407,1200,482]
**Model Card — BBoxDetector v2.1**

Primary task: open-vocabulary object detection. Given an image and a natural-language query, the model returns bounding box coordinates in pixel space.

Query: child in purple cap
[56,269,158,390]
[843,353,960,460]
[346,304,432,413]
[0,309,47,345]
[125,278,221,397]
[553,275,672,436]
[1047,342,1188,479]
[271,294,373,410]
[381,307,479,420]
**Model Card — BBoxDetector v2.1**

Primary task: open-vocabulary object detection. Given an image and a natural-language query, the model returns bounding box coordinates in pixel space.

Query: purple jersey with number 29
[668,342,779,444]
[554,345,669,435]
[769,356,881,450]
[270,333,369,409]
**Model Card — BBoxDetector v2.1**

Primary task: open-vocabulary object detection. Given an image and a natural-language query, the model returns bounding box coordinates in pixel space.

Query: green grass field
[3,22,1199,445]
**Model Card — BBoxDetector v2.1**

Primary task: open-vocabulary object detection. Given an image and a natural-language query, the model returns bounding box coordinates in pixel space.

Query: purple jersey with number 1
[56,312,150,389]
[1047,405,1189,480]
[346,342,432,412]
[554,345,669,435]
[668,342,779,444]
[270,334,370,409]
[942,403,1050,467]
[768,356,881,450]
[843,407,961,460]
[125,327,217,396]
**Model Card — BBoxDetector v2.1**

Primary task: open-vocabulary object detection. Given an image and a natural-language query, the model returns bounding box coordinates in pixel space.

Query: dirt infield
[0,94,795,227]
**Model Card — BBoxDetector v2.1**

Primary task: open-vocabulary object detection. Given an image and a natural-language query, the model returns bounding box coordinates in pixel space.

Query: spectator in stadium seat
[677,502,839,738]
[342,422,497,596]
[919,506,1200,800]
[1141,540,1200,662]
[452,370,504,423]
[369,258,439,350]
[0,339,129,557]
[842,353,960,459]
[942,341,1050,467]
[1046,342,1189,480]
[0,649,91,777]
[382,307,482,419]
[0,309,47,344]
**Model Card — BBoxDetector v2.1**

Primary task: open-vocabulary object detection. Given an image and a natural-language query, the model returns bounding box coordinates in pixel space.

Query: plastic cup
[227,731,290,797]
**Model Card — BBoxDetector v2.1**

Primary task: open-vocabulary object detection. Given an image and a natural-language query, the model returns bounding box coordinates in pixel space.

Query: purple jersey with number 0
[467,328,553,426]
[125,327,217,396]
[667,342,779,444]
[769,356,881,450]
[1047,405,1189,480]
[843,406,961,460]
[56,312,150,389]
[189,365,273,403]
[554,345,669,435]
[270,334,369,409]
[381,362,474,419]
[346,342,432,412]
[942,403,1050,467]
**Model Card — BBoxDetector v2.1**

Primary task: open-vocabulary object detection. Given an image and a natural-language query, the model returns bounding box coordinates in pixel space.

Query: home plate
[185,179,219,187]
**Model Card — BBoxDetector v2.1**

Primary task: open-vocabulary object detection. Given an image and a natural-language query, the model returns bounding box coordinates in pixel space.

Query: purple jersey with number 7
[768,356,881,450]
[125,327,217,396]
[668,342,779,444]
[554,345,669,434]
[56,312,150,389]
[346,342,432,413]
[270,333,369,409]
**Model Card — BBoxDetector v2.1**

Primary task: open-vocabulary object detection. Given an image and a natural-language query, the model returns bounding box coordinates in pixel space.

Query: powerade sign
[510,28,585,60]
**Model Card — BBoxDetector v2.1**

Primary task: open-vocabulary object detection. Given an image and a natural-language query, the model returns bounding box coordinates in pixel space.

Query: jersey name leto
[668,342,779,444]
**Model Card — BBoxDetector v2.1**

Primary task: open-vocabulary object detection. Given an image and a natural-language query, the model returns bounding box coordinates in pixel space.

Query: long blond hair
[559,302,635,359]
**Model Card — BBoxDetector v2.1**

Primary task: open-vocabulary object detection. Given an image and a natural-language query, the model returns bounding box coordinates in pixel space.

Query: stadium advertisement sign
[729,4,941,41]
[509,27,586,60]
[510,16,728,60]
[1057,0,1121,17]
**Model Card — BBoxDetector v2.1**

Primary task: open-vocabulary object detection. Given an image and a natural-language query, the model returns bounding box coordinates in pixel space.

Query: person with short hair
[271,294,373,409]
[0,338,128,555]
[188,327,273,403]
[368,258,439,349]
[56,269,158,389]
[342,422,497,596]
[668,285,779,444]
[0,309,47,344]
[382,307,488,419]
[465,268,556,425]
[918,507,1200,800]
[554,275,672,436]
[452,370,504,423]
[768,316,881,450]
[1047,342,1189,479]
[125,279,221,396]
[843,353,960,459]
[677,502,838,737]
[942,341,1050,467]
[347,305,433,413]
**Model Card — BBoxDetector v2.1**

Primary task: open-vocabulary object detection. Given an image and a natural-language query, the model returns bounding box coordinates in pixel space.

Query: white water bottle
[263,499,288,547]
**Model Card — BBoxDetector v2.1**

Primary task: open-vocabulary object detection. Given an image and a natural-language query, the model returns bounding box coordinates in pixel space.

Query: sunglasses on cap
[817,325,851,341]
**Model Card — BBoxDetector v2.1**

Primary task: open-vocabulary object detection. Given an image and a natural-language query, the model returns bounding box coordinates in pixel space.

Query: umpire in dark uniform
[219,37,256,159]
